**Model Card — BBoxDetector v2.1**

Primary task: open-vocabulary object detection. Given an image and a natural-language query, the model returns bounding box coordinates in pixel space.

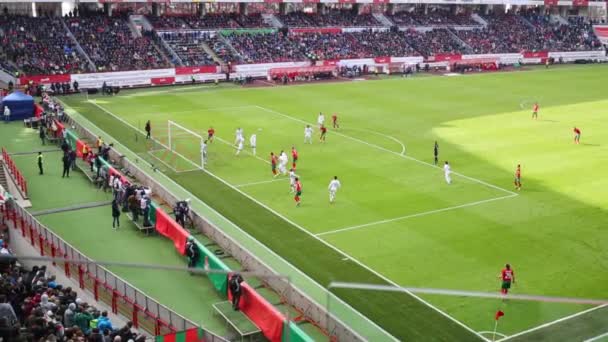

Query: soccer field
[63,65,608,340]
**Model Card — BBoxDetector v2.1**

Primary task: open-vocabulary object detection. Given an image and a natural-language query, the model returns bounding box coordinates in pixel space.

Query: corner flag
[495,310,505,320]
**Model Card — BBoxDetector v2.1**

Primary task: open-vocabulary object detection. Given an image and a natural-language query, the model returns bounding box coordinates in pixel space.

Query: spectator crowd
[0,258,143,342]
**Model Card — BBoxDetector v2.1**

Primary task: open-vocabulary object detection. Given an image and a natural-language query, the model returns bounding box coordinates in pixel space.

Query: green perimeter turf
[62,65,608,340]
[36,205,230,336]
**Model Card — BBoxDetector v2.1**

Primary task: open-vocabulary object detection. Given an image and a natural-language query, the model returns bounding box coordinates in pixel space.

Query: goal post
[167,120,206,170]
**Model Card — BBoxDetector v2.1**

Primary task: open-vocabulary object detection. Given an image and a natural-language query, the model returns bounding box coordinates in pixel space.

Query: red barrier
[228,282,286,342]
[290,27,342,34]
[19,74,70,85]
[2,148,28,196]
[374,56,391,64]
[523,51,549,59]
[175,66,219,75]
[544,0,558,5]
[151,77,175,86]
[108,167,130,186]
[155,209,188,255]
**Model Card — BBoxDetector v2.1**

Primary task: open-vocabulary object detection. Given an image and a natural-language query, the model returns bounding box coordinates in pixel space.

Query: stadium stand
[66,15,169,72]
[404,28,465,56]
[280,9,381,27]
[0,16,89,75]
[223,32,306,63]
[389,8,479,26]
[157,31,216,67]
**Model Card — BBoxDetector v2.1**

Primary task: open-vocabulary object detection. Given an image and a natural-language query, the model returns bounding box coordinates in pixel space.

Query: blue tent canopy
[2,91,34,121]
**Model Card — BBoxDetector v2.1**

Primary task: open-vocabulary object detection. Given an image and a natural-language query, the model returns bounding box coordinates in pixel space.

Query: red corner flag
[495,310,505,321]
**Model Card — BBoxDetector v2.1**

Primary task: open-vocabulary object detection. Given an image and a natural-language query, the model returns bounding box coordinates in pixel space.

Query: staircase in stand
[373,13,395,27]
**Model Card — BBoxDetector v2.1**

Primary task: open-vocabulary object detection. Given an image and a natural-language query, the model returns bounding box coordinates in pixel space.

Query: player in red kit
[291,146,298,169]
[207,127,215,143]
[499,264,515,295]
[573,127,581,144]
[514,164,522,191]
[319,125,327,143]
[532,103,539,120]
[270,152,277,176]
[332,113,339,129]
[294,178,302,206]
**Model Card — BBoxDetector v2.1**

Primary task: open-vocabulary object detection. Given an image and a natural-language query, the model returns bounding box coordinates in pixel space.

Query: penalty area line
[316,193,517,237]
[584,332,608,342]
[235,177,289,188]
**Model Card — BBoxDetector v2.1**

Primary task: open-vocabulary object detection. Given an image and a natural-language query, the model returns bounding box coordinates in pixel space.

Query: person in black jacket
[37,152,44,175]
[61,152,70,178]
[229,273,244,311]
[39,126,46,145]
[145,120,151,140]
[185,237,199,275]
[111,199,120,230]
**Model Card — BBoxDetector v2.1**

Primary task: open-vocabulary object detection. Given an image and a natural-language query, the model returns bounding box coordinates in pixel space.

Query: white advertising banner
[72,68,175,88]
[337,59,376,67]
[390,56,425,64]
[233,61,311,77]
[548,50,606,61]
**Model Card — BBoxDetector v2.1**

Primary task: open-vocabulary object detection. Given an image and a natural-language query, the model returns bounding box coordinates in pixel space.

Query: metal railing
[0,201,228,342]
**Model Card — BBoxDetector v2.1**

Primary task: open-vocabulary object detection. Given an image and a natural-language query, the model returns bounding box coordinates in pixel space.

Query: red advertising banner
[320,60,340,66]
[373,0,390,3]
[228,282,286,342]
[174,66,218,75]
[594,26,608,38]
[522,51,548,59]
[263,0,283,3]
[338,0,356,3]
[374,56,391,64]
[302,0,320,3]
[573,0,589,5]
[544,0,559,5]
[151,77,175,86]
[427,54,462,62]
[19,74,71,85]
[290,27,342,34]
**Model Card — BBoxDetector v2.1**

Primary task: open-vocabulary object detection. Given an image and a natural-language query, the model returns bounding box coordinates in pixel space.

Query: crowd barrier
[156,327,203,342]
[0,202,228,342]
[1,148,28,197]
[155,208,188,255]
[193,240,230,295]
[228,282,286,342]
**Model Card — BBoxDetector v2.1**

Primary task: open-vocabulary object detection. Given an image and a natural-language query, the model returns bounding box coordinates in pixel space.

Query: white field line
[317,193,517,237]
[343,127,406,155]
[585,332,608,342]
[88,100,203,172]
[479,331,507,338]
[255,105,517,197]
[118,85,215,98]
[236,178,289,188]
[88,99,485,341]
[497,304,608,341]
[63,100,397,342]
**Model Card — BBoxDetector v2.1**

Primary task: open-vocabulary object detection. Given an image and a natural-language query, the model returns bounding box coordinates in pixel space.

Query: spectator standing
[145,120,151,139]
[37,152,44,175]
[185,237,200,275]
[128,193,139,222]
[69,148,77,171]
[62,152,70,178]
[229,273,244,311]
[63,303,76,328]
[97,311,113,334]
[39,126,46,145]
[111,199,121,230]
[96,136,104,154]
[3,105,9,123]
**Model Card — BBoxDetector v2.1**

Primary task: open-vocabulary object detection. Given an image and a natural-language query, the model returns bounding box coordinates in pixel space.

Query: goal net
[146,120,205,172]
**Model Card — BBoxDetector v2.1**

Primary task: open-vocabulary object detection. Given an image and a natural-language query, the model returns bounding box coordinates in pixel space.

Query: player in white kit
[235,139,244,155]
[444,161,452,184]
[234,128,244,146]
[249,134,257,156]
[289,169,299,193]
[278,151,288,175]
[304,125,313,144]
[317,113,325,129]
[201,140,208,166]
[328,176,341,203]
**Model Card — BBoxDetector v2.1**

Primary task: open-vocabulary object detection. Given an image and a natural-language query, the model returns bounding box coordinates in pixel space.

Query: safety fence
[60,126,316,342]
[1,147,28,196]
[0,202,229,342]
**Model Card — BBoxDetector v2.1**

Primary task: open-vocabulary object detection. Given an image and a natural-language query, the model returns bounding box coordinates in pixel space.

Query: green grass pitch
[63,65,608,341]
